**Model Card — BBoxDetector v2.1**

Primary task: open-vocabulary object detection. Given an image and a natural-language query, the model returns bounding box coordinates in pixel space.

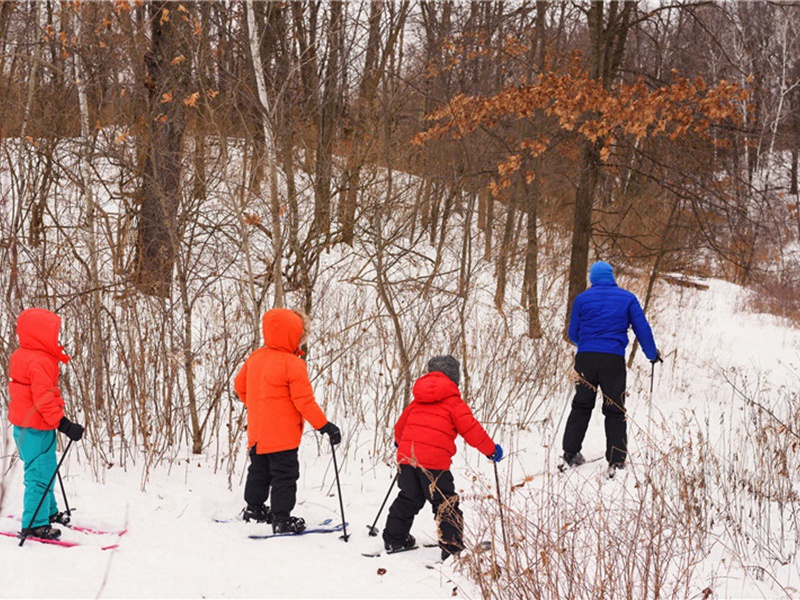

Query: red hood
[411,371,459,404]
[261,308,304,355]
[16,308,70,364]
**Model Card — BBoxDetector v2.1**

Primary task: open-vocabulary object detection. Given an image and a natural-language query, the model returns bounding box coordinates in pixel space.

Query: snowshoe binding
[49,511,71,526]
[242,504,273,524]
[272,515,306,534]
[384,534,416,554]
[22,524,61,540]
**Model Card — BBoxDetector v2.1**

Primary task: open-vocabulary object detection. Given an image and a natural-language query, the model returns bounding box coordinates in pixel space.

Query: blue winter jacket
[568,281,658,360]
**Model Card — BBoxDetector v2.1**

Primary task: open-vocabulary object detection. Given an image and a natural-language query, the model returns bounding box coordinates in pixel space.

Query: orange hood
[17,308,70,364]
[261,308,304,355]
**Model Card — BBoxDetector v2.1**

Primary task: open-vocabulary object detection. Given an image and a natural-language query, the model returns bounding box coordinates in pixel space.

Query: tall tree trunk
[246,0,283,308]
[564,1,633,330]
[134,1,191,297]
[314,1,343,232]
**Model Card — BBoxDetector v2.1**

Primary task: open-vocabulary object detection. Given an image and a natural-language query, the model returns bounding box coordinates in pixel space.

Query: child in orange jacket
[8,308,84,540]
[234,308,341,533]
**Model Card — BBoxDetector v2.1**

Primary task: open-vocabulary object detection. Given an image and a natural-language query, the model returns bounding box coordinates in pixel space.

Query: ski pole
[367,470,398,536]
[56,470,72,521]
[329,438,349,542]
[493,461,509,554]
[647,361,655,453]
[20,440,73,546]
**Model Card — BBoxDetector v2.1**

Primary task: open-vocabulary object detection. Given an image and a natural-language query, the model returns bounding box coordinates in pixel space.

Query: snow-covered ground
[2,273,800,599]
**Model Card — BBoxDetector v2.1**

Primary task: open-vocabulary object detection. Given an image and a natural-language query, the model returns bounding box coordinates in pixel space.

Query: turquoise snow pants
[13,426,59,529]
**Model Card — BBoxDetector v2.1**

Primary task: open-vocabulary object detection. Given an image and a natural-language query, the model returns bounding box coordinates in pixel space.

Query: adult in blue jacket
[562,261,661,474]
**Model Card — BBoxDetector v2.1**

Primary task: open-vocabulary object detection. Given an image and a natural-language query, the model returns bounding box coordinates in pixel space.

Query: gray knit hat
[427,355,460,386]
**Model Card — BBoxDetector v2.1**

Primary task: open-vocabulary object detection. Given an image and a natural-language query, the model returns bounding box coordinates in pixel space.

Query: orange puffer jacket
[8,308,71,430]
[234,309,328,454]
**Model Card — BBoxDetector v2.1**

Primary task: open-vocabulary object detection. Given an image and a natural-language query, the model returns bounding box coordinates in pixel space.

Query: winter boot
[242,504,273,524]
[558,451,585,472]
[441,548,461,561]
[607,462,625,480]
[50,511,71,526]
[22,525,61,540]
[384,534,416,553]
[272,515,306,534]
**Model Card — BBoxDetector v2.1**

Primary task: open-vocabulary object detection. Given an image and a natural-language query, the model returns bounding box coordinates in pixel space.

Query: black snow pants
[243,446,300,519]
[562,352,628,466]
[383,464,464,557]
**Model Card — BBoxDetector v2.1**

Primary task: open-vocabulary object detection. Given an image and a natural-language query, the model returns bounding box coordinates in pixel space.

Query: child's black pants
[383,464,463,557]
[244,446,299,518]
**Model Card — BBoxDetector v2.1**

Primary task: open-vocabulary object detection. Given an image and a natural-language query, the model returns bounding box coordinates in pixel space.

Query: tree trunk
[246,0,283,308]
[565,139,602,327]
[564,1,633,330]
[134,1,191,297]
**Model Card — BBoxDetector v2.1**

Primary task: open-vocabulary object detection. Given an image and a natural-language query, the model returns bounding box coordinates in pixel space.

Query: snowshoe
[272,515,306,534]
[558,451,585,472]
[22,525,61,540]
[384,534,416,553]
[49,511,71,526]
[242,504,273,524]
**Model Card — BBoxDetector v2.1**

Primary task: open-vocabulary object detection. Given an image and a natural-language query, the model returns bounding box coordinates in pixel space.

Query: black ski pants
[562,352,628,465]
[383,464,463,557]
[244,446,300,519]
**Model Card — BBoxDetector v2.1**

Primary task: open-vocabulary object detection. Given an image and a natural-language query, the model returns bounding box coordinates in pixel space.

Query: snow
[3,270,800,598]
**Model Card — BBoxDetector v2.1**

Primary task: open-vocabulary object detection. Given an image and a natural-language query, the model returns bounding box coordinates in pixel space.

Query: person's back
[235,308,327,455]
[568,264,657,360]
[562,262,661,476]
[396,370,494,470]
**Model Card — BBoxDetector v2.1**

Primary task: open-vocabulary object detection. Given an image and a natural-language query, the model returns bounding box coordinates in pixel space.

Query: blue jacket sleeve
[567,296,581,346]
[628,297,657,360]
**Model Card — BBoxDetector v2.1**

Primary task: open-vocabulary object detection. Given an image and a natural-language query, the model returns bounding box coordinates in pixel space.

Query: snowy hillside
[2,272,800,599]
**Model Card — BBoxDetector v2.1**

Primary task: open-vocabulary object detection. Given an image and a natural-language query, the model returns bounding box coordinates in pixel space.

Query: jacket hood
[261,308,304,354]
[590,261,615,285]
[412,371,460,404]
[17,308,70,363]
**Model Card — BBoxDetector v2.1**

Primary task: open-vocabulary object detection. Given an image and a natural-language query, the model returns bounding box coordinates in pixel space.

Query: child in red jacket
[382,355,502,561]
[8,308,84,540]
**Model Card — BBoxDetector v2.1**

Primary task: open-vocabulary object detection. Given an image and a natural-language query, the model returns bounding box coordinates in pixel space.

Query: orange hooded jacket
[8,308,71,430]
[234,308,328,454]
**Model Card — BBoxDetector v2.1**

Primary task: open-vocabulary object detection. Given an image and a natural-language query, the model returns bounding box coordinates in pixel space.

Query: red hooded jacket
[8,308,70,430]
[234,309,328,454]
[395,371,495,470]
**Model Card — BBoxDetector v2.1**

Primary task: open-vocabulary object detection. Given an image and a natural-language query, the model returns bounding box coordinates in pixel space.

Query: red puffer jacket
[8,308,70,430]
[395,371,495,470]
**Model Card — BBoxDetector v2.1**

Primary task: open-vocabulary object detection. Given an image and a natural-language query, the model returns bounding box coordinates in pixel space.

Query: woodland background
[0,0,798,470]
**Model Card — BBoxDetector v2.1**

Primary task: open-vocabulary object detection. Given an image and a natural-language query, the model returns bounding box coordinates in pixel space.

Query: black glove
[650,349,663,364]
[58,417,84,441]
[318,421,341,445]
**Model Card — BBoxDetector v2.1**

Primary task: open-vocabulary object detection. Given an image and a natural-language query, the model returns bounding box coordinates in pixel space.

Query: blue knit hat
[589,261,615,284]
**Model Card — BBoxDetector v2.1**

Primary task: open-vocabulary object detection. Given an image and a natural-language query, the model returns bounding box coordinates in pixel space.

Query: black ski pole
[329,438,349,542]
[56,470,72,521]
[367,470,398,536]
[493,461,509,554]
[20,440,73,546]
